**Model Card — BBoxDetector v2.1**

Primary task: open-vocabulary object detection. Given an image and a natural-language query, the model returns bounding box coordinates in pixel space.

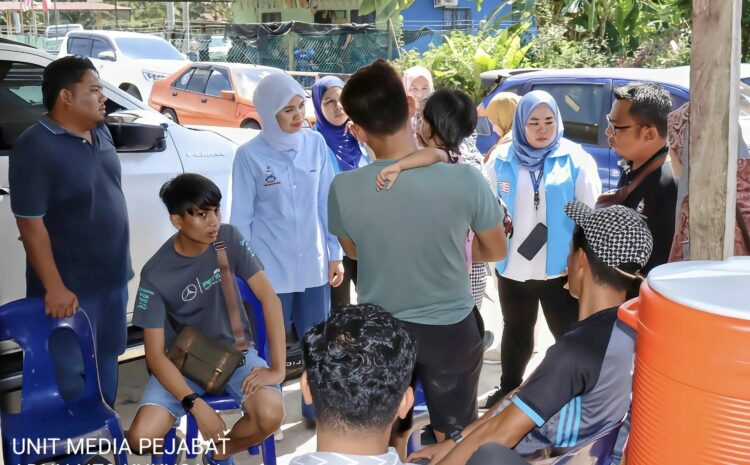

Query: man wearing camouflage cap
[409,201,653,465]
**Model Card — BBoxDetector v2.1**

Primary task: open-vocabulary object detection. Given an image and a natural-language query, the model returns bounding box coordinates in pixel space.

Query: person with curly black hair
[291,304,417,465]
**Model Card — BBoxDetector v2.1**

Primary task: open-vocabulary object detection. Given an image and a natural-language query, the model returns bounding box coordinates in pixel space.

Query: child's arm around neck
[375,147,451,191]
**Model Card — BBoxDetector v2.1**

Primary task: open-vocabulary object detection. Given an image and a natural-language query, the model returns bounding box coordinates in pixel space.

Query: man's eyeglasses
[606,115,637,134]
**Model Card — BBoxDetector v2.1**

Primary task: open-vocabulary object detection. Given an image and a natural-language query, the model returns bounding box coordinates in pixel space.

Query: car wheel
[241,119,261,130]
[122,84,142,101]
[161,108,179,123]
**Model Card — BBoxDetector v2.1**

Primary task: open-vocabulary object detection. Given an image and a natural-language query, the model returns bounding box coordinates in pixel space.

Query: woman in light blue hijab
[482,90,602,407]
[509,90,565,171]
[230,72,344,420]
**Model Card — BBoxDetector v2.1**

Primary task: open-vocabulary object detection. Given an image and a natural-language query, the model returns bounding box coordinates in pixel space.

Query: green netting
[3,26,436,78]
[170,28,401,75]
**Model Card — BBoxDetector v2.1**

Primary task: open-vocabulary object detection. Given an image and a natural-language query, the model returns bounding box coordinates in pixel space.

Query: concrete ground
[114,274,555,465]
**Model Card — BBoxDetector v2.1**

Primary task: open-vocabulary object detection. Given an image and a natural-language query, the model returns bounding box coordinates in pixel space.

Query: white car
[58,30,189,101]
[208,35,233,61]
[45,23,83,39]
[0,41,240,387]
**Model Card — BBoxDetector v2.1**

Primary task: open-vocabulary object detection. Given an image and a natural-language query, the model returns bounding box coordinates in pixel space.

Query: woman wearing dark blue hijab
[312,76,370,308]
[484,90,602,407]
[312,76,371,173]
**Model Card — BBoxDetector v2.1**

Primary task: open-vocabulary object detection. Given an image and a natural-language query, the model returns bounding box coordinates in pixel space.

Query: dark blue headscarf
[312,76,362,172]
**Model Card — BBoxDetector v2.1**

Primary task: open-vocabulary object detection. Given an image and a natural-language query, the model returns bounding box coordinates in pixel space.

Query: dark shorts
[397,307,485,435]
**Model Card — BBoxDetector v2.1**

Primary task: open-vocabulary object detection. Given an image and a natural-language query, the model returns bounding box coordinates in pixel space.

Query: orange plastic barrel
[618,257,750,464]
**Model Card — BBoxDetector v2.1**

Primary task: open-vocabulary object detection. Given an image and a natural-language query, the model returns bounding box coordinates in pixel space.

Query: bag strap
[737,204,750,251]
[214,241,249,351]
[621,152,667,198]
[596,152,667,208]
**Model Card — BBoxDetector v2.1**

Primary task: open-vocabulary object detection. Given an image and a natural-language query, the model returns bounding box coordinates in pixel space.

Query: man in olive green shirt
[328,60,506,454]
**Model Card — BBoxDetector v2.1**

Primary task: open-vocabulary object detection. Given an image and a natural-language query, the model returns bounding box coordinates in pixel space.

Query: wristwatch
[449,427,464,444]
[181,393,200,412]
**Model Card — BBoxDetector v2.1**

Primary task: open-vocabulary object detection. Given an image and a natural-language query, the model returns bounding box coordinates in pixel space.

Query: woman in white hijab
[230,72,344,420]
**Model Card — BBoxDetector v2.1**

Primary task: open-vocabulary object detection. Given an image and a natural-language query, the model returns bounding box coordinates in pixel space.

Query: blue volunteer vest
[493,140,582,277]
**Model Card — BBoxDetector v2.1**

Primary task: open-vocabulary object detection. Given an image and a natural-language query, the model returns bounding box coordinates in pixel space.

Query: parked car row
[54,30,320,127]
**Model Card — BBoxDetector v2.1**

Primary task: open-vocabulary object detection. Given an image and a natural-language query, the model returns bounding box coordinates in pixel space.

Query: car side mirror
[97,50,116,61]
[107,122,166,153]
[220,90,236,101]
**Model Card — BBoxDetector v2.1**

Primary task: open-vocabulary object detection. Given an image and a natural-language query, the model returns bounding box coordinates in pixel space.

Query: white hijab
[253,72,307,152]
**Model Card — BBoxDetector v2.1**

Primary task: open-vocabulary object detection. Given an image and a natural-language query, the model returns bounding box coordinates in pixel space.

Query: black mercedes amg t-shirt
[132,224,263,348]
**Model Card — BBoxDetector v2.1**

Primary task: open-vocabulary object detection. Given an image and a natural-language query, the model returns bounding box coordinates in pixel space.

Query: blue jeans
[49,286,128,407]
[278,283,330,420]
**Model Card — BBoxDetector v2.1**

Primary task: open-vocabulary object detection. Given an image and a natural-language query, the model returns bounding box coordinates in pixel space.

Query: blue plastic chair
[406,381,429,455]
[0,298,127,465]
[159,278,277,465]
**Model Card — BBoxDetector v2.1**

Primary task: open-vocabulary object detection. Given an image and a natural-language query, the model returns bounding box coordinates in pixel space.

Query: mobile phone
[517,223,548,261]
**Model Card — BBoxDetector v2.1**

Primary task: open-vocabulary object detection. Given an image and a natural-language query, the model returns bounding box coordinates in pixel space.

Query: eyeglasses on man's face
[606,114,643,135]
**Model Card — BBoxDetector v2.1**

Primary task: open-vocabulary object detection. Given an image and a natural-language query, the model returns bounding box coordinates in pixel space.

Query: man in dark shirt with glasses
[605,82,677,275]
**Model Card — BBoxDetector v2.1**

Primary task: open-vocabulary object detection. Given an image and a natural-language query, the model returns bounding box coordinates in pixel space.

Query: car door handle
[0,187,9,196]
[200,98,208,103]
[172,91,178,97]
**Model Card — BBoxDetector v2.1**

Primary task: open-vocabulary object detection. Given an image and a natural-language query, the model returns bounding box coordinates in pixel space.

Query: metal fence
[168,25,404,76]
[3,24,458,76]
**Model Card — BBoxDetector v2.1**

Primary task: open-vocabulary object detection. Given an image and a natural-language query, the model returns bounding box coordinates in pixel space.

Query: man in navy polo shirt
[9,56,132,406]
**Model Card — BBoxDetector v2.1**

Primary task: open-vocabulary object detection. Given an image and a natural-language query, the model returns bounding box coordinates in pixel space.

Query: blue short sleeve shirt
[9,115,132,296]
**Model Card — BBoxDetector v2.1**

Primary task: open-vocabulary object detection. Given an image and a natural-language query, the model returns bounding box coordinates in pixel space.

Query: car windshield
[115,37,184,60]
[233,68,282,97]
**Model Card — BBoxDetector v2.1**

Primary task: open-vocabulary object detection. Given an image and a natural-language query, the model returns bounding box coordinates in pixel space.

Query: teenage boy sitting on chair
[126,173,286,465]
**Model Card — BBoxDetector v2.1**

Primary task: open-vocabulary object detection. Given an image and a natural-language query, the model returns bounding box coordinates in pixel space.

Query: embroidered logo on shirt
[181,284,198,302]
[180,269,222,302]
[240,239,256,256]
[499,181,511,193]
[136,287,155,310]
[264,166,280,186]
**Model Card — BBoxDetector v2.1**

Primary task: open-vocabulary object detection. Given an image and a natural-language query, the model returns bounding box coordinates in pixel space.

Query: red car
[149,62,315,128]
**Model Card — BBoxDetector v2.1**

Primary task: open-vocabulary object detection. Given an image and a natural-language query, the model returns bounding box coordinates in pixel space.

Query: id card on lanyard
[529,170,543,210]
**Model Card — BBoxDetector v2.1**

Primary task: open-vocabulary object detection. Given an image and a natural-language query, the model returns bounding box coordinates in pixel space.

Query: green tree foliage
[489,0,749,64]
[523,20,611,68]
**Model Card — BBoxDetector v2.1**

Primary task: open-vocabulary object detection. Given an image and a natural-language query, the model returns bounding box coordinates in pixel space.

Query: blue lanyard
[529,170,543,210]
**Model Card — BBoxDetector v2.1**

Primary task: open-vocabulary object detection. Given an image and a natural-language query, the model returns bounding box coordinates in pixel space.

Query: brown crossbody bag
[165,241,251,395]
[596,153,667,208]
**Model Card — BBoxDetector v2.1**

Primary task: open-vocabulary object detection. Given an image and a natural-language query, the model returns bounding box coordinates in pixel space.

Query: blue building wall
[401,0,512,53]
